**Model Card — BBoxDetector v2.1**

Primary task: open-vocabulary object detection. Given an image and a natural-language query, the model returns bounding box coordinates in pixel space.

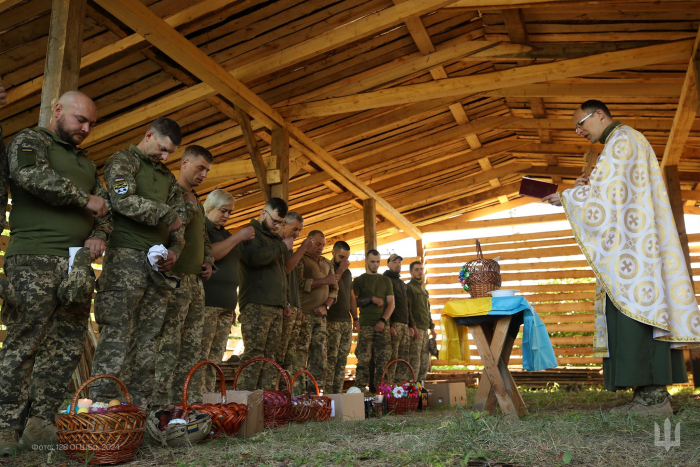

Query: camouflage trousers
[388,323,412,383]
[90,248,171,407]
[409,328,431,383]
[354,325,391,391]
[0,255,90,429]
[200,306,235,394]
[290,311,327,393]
[325,321,352,394]
[153,273,205,407]
[274,306,300,370]
[237,303,283,390]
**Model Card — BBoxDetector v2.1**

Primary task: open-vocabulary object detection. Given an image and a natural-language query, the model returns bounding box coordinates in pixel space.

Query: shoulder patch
[20,143,35,152]
[113,175,129,195]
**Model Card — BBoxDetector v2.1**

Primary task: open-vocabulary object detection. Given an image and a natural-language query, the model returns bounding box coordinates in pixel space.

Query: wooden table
[469,315,528,420]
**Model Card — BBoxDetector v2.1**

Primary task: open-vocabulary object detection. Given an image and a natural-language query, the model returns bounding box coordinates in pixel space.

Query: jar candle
[77,398,92,409]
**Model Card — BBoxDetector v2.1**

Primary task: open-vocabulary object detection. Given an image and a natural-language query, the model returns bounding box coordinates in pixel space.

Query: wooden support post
[363,199,377,254]
[38,0,88,127]
[270,127,289,201]
[416,239,424,262]
[235,106,270,202]
[665,165,700,386]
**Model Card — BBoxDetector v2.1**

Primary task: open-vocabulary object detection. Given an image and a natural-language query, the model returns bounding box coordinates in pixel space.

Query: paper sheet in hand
[519,177,558,198]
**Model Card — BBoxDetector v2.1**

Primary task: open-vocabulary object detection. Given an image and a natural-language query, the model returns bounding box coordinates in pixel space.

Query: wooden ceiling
[1,0,699,251]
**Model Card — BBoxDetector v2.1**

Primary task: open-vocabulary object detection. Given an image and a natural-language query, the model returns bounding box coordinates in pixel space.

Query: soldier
[90,118,185,408]
[295,231,338,392]
[153,146,214,407]
[382,254,415,382]
[274,213,312,374]
[352,250,394,392]
[407,261,435,383]
[200,190,255,394]
[326,241,357,394]
[0,91,110,451]
[237,198,293,390]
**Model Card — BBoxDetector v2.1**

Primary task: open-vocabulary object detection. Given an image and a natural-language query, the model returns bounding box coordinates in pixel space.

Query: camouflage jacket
[104,147,185,255]
[6,127,111,242]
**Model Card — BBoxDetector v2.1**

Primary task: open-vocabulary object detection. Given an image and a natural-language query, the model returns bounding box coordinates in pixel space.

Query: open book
[519,177,558,198]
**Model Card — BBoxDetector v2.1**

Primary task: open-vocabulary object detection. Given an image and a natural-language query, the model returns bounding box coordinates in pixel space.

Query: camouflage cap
[147,266,181,290]
[58,247,95,306]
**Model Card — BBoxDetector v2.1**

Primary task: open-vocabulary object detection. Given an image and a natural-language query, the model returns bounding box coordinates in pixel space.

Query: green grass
[3,386,699,466]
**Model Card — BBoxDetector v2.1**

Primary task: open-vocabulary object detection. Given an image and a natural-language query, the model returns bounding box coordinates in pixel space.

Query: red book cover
[519,177,558,198]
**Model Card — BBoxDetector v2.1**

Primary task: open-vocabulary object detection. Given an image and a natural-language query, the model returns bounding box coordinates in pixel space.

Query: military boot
[20,416,57,446]
[0,429,19,457]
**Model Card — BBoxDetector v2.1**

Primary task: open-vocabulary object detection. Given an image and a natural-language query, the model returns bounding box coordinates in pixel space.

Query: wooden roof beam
[235,106,271,201]
[392,0,435,55]
[279,40,694,118]
[661,26,700,169]
[95,0,423,239]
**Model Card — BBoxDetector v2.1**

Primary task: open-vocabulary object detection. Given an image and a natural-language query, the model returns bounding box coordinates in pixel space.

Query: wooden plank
[426,229,574,250]
[235,107,270,201]
[501,8,528,44]
[661,25,700,169]
[483,83,682,98]
[270,127,290,201]
[280,40,694,117]
[363,199,377,253]
[38,0,88,127]
[96,0,423,241]
[421,213,568,233]
[0,0,25,14]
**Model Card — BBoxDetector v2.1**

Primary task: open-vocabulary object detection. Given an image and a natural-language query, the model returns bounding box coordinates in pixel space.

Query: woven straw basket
[234,357,291,428]
[289,370,332,423]
[379,359,420,415]
[464,239,501,298]
[55,375,146,465]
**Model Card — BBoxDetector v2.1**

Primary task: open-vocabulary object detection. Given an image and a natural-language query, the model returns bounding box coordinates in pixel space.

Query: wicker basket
[233,357,291,428]
[463,239,501,298]
[145,410,212,447]
[176,360,248,437]
[289,370,332,423]
[55,375,146,465]
[378,359,421,415]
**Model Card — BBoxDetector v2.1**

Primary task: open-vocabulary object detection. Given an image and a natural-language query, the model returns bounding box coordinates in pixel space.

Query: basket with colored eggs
[55,374,146,465]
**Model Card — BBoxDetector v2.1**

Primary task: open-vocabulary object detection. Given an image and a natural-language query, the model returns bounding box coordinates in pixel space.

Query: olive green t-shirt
[172,187,205,275]
[352,273,393,327]
[203,217,240,310]
[328,267,353,322]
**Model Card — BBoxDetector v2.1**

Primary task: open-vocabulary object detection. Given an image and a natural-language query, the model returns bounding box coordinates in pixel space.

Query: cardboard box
[202,390,264,437]
[326,393,365,421]
[424,382,467,408]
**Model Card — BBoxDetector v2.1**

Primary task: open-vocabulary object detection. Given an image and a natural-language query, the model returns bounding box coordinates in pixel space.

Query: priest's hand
[542,193,561,207]
[574,175,589,187]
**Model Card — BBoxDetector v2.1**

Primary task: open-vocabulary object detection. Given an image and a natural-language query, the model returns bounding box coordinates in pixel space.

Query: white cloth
[68,247,82,274]
[147,244,169,271]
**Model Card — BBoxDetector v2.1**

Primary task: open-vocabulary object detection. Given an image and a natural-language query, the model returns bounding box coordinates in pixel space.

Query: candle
[77,398,92,409]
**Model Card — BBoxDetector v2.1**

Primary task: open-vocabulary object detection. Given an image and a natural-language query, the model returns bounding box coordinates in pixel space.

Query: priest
[543,100,699,415]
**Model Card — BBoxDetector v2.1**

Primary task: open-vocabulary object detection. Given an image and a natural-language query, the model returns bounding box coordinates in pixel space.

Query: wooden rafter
[660,25,700,169]
[235,106,270,202]
[95,0,423,240]
[281,40,694,118]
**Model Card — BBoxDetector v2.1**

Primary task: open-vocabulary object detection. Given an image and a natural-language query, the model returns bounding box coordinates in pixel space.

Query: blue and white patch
[113,176,129,195]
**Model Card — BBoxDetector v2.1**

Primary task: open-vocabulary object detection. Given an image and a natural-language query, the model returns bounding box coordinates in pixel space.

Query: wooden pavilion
[1,0,699,384]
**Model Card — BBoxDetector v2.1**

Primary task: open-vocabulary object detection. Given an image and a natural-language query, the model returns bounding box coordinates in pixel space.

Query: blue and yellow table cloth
[439,296,558,371]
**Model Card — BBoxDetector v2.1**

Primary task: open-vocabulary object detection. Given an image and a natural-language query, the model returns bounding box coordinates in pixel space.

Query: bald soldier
[90,118,185,408]
[0,91,111,451]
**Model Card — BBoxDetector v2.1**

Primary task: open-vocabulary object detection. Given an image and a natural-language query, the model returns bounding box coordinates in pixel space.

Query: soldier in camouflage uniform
[90,118,185,408]
[294,231,337,392]
[406,261,436,383]
[237,198,294,390]
[382,254,415,383]
[152,146,215,407]
[326,241,357,394]
[352,250,394,392]
[200,189,255,394]
[273,213,312,376]
[0,92,111,452]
